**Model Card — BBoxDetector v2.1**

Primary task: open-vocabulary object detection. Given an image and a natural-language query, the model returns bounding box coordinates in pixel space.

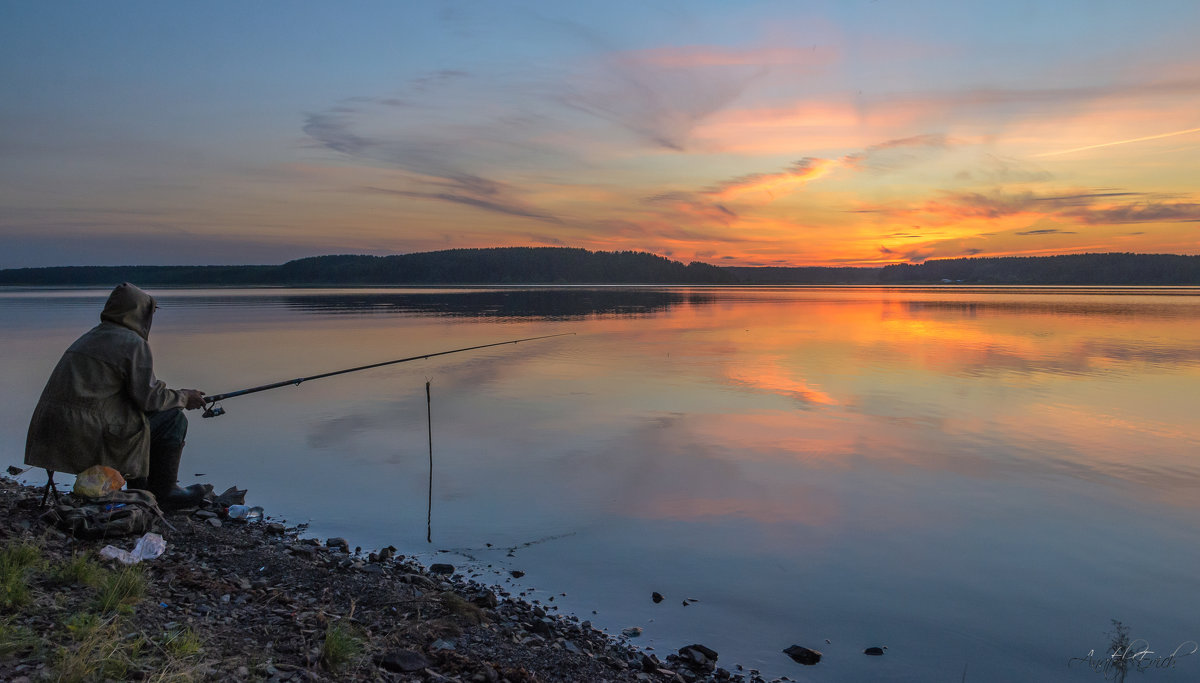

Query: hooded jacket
[25,283,187,477]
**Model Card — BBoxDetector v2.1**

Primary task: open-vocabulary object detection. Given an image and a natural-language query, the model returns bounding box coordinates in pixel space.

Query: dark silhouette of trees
[876,253,1200,285]
[1,249,1197,286]
[0,248,733,286]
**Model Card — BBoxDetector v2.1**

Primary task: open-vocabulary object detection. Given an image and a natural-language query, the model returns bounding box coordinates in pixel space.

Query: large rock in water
[783,645,822,665]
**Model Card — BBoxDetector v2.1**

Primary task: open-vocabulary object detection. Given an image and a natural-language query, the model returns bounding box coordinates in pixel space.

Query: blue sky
[3,1,1198,266]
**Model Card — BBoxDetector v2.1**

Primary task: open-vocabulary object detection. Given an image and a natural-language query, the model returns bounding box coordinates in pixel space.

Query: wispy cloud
[861,189,1200,226]
[1034,125,1200,157]
[878,77,1200,119]
[704,157,837,201]
[302,74,575,225]
[557,51,763,151]
[362,185,562,223]
[841,133,955,172]
[653,132,954,216]
[1016,228,1077,236]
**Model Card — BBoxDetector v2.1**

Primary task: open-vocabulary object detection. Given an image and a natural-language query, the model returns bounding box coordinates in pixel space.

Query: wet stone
[377,649,430,673]
[680,643,718,661]
[783,645,822,666]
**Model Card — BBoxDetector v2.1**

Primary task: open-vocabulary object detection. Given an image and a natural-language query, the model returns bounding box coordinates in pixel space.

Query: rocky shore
[0,477,779,682]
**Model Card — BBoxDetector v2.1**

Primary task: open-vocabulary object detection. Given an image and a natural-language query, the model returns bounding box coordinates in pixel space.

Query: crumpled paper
[99,532,167,565]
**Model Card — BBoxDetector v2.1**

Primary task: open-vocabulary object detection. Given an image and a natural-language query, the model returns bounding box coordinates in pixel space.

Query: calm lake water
[2,286,1199,681]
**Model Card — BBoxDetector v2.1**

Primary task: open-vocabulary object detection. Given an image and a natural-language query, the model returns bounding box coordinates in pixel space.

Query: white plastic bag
[99,532,167,565]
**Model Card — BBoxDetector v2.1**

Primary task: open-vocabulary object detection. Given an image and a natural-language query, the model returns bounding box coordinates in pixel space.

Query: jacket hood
[100,283,156,339]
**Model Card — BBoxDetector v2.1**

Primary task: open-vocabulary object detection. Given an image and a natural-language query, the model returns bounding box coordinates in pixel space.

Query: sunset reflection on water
[2,286,1199,681]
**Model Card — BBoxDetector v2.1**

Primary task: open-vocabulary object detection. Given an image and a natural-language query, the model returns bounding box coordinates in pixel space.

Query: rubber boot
[148,442,205,510]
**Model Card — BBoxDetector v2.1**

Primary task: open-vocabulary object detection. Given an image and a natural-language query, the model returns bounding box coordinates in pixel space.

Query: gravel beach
[0,476,765,682]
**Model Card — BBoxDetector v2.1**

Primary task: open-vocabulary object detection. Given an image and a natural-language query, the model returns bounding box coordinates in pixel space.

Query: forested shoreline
[2,247,1198,286]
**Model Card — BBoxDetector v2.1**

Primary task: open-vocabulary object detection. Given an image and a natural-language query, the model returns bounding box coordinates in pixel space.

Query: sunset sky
[2,1,1198,267]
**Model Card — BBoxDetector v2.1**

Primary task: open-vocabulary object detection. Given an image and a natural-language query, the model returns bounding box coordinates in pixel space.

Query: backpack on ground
[42,489,165,539]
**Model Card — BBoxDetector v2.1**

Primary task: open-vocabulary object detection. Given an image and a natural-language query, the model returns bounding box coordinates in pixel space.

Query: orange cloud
[704,157,838,202]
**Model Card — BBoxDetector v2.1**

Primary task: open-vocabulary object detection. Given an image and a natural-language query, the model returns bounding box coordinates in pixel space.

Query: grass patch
[63,611,103,639]
[321,622,364,671]
[0,540,42,609]
[0,616,41,658]
[92,565,146,614]
[50,551,104,587]
[161,626,202,658]
[52,614,135,683]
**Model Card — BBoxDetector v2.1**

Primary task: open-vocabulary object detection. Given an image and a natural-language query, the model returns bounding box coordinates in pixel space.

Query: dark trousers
[140,409,188,493]
[148,408,188,451]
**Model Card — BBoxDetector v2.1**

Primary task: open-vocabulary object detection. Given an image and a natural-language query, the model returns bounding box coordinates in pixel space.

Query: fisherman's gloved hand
[181,389,206,410]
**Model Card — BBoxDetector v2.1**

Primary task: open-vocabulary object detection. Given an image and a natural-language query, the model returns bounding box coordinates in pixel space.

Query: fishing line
[201,332,575,417]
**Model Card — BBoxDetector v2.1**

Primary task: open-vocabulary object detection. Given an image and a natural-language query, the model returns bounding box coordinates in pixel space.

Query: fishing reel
[202,401,225,418]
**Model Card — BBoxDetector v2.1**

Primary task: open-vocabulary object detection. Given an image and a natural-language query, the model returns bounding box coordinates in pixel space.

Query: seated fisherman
[25,283,207,509]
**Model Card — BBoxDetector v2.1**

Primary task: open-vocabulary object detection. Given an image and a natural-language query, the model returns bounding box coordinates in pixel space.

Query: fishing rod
[201,332,574,418]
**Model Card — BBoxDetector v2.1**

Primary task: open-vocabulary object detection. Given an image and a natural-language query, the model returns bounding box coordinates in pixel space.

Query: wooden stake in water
[426,379,433,544]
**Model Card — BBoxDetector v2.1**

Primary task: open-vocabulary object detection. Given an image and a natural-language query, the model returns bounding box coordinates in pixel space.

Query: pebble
[864,646,886,656]
[622,627,643,638]
[652,591,664,603]
[429,563,455,575]
[206,517,222,528]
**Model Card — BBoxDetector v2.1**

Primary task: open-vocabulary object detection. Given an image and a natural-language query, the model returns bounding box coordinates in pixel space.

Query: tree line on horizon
[1,247,1198,286]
